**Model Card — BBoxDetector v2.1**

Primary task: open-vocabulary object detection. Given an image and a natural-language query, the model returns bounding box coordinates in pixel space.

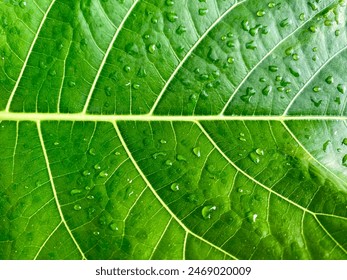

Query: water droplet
[19,1,27,8]
[82,170,91,176]
[152,152,167,159]
[259,77,266,82]
[70,189,82,195]
[268,2,276,8]
[166,12,178,22]
[299,13,305,21]
[313,86,321,92]
[137,66,147,78]
[323,140,331,152]
[335,30,340,36]
[39,61,47,69]
[115,151,121,156]
[237,188,244,193]
[334,97,341,105]
[257,10,265,17]
[109,223,119,231]
[308,26,316,33]
[325,76,333,84]
[207,47,219,62]
[227,57,234,64]
[256,148,264,156]
[176,154,187,161]
[252,214,258,223]
[99,170,109,177]
[308,2,318,11]
[226,41,235,48]
[53,141,59,146]
[74,204,82,211]
[132,83,140,90]
[289,67,300,77]
[170,183,180,192]
[199,8,208,16]
[245,41,257,50]
[249,152,260,164]
[262,85,272,96]
[310,98,322,107]
[89,148,96,156]
[337,84,345,94]
[238,137,247,142]
[241,20,249,31]
[193,147,201,157]
[125,42,139,55]
[342,138,347,145]
[148,44,157,54]
[123,65,131,73]
[176,25,186,35]
[292,53,299,61]
[277,86,284,92]
[201,205,217,220]
[165,160,173,166]
[93,231,100,236]
[269,65,278,72]
[94,163,101,170]
[240,87,256,103]
[87,195,94,200]
[280,18,290,27]
[342,154,347,167]
[285,47,294,56]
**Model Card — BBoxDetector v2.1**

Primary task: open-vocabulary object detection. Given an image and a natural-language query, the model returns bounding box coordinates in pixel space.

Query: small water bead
[256,148,264,156]
[49,69,56,76]
[123,65,131,73]
[292,53,299,60]
[335,30,340,36]
[227,32,233,38]
[152,152,167,159]
[280,18,290,27]
[132,83,140,90]
[337,84,345,93]
[289,67,300,77]
[246,41,257,50]
[125,42,139,55]
[170,183,180,192]
[193,147,201,157]
[53,141,60,146]
[94,163,101,170]
[109,223,119,231]
[310,98,322,107]
[249,152,260,164]
[259,77,266,82]
[221,35,227,41]
[312,47,318,52]
[269,65,278,72]
[342,155,347,167]
[83,170,91,176]
[268,2,276,8]
[335,97,341,105]
[89,148,96,156]
[342,138,347,145]
[199,8,208,15]
[313,86,321,92]
[275,75,282,82]
[241,20,249,31]
[165,160,173,166]
[148,44,156,54]
[299,13,305,21]
[137,66,147,78]
[70,189,82,195]
[262,85,272,96]
[176,25,186,35]
[257,10,266,17]
[323,140,331,152]
[277,86,285,92]
[227,57,234,64]
[93,231,100,236]
[308,26,317,33]
[19,1,27,8]
[143,34,150,40]
[201,205,217,220]
[166,12,178,22]
[308,1,318,11]
[226,41,235,48]
[87,195,94,200]
[104,86,112,96]
[285,47,294,56]
[74,204,82,211]
[325,76,333,84]
[99,170,109,177]
[176,154,187,161]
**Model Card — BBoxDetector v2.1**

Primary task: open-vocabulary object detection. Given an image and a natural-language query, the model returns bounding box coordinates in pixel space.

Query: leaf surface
[0,0,346,260]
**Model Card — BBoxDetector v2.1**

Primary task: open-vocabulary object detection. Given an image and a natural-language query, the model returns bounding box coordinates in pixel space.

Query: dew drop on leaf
[342,138,347,146]
[176,154,187,161]
[342,155,347,167]
[193,147,201,157]
[199,8,208,16]
[74,204,82,211]
[70,189,82,195]
[170,183,180,192]
[165,160,173,166]
[89,148,96,156]
[249,152,260,164]
[325,76,333,84]
[99,170,109,177]
[109,223,119,231]
[323,140,331,152]
[152,152,167,159]
[201,205,217,220]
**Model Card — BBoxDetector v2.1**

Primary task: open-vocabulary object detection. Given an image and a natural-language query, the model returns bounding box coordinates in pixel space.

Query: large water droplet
[74,204,82,211]
[201,205,217,220]
[262,85,272,96]
[193,147,201,157]
[245,41,257,50]
[176,25,186,35]
[125,42,139,55]
[323,140,331,152]
[166,12,178,22]
[325,76,333,84]
[148,44,157,54]
[342,154,347,167]
[99,170,109,177]
[269,65,278,72]
[71,189,82,195]
[170,183,180,192]
[199,8,208,16]
[249,152,260,164]
[89,148,96,156]
[257,10,265,17]
[342,138,347,146]
[241,20,249,31]
[337,84,345,94]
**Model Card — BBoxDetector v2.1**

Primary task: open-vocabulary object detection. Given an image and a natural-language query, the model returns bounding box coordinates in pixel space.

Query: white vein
[5,0,57,112]
[34,221,62,260]
[36,122,87,260]
[82,0,140,114]
[148,0,246,115]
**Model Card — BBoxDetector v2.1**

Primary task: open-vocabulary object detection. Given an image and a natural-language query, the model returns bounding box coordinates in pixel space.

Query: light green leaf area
[0,0,346,260]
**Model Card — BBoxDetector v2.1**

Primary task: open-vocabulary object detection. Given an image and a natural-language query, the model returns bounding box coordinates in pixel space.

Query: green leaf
[0,0,346,260]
